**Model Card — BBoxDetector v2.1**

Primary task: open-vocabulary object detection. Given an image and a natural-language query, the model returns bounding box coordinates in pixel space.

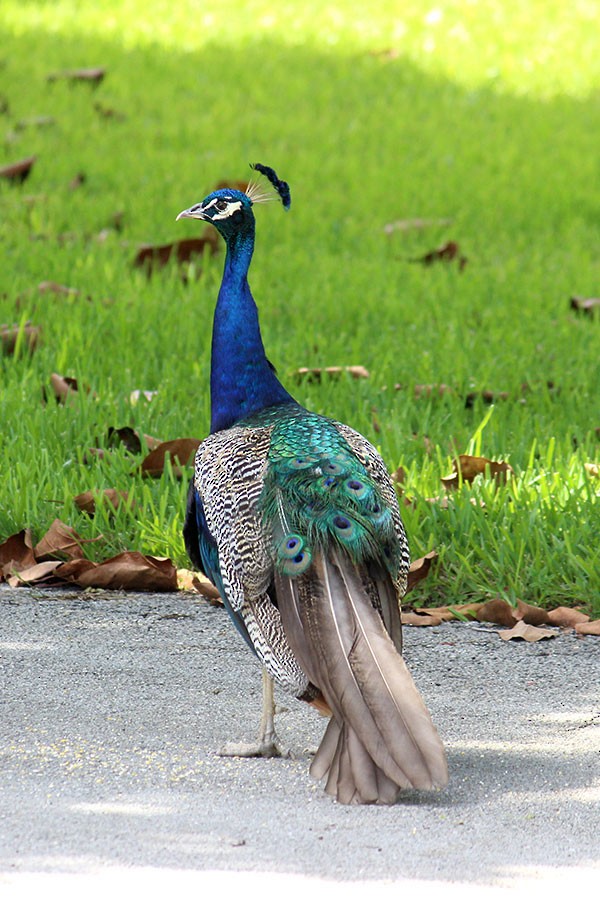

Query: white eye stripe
[211,199,242,220]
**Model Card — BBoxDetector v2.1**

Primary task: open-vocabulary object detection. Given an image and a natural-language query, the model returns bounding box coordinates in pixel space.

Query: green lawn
[1,1,598,611]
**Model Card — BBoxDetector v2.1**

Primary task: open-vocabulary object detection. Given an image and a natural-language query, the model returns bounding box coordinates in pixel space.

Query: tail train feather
[275,550,448,803]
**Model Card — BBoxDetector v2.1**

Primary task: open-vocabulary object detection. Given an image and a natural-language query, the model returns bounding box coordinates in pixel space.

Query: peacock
[177,164,448,804]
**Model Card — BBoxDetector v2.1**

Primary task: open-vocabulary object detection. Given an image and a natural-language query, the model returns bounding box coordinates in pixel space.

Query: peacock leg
[218,668,288,758]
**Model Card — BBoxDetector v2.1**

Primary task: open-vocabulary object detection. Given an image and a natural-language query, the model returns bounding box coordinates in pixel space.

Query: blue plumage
[178,167,447,803]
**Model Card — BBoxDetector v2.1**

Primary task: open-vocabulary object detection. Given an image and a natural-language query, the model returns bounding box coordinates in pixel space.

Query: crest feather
[248,163,291,210]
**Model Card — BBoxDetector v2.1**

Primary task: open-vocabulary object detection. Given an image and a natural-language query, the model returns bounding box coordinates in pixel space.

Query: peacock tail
[179,165,448,803]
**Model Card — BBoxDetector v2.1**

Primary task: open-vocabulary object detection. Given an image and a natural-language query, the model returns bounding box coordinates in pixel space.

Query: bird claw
[218,737,290,759]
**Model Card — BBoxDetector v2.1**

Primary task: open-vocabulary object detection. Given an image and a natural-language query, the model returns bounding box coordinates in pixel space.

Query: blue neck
[210,222,296,433]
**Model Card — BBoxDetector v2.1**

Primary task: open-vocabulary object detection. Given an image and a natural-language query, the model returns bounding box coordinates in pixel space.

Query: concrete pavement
[0,586,598,897]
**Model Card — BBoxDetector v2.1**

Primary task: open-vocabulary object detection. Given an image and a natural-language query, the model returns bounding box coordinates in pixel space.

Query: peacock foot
[218,735,290,759]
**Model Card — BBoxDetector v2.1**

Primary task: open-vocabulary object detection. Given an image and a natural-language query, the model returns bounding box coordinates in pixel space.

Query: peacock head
[176,188,253,240]
[176,163,290,241]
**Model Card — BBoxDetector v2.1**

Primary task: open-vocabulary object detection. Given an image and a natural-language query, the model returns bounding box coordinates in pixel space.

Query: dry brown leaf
[140,438,200,477]
[442,454,513,489]
[415,602,484,621]
[584,462,599,478]
[476,598,517,627]
[1,322,40,355]
[47,67,106,85]
[391,465,406,485]
[47,372,81,404]
[465,390,510,408]
[38,280,80,297]
[547,607,590,628]
[82,448,106,463]
[409,240,468,270]
[570,296,600,316]
[16,115,56,130]
[177,568,222,602]
[93,101,126,120]
[69,172,86,190]
[574,620,600,636]
[0,529,36,578]
[293,365,370,383]
[401,611,443,627]
[514,598,550,626]
[406,550,438,593]
[74,489,131,516]
[133,231,219,274]
[413,383,453,399]
[7,561,63,586]
[499,620,557,642]
[107,426,142,454]
[34,519,87,561]
[55,552,177,591]
[0,155,36,183]
[383,217,453,234]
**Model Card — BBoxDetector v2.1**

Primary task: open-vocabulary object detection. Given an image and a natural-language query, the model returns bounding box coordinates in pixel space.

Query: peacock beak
[176,205,207,222]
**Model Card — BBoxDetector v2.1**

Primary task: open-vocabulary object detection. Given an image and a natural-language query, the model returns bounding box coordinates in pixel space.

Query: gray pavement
[0,585,598,898]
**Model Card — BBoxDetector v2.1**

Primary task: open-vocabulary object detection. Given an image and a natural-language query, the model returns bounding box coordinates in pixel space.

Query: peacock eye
[216,199,228,211]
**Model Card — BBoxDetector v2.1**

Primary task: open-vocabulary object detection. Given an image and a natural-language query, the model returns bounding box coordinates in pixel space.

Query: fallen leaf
[476,598,517,627]
[140,438,200,477]
[74,489,131,516]
[1,322,41,355]
[401,611,443,626]
[107,426,143,455]
[413,602,484,622]
[292,365,370,383]
[133,231,219,274]
[69,172,86,190]
[0,529,36,578]
[514,599,550,626]
[177,568,222,601]
[38,280,80,296]
[34,519,87,560]
[46,372,81,404]
[82,448,106,463]
[129,389,158,404]
[383,217,453,234]
[584,462,599,478]
[93,101,126,120]
[16,115,55,130]
[409,240,467,269]
[7,561,63,587]
[0,155,36,183]
[406,550,438,593]
[499,620,557,642]
[47,67,106,85]
[391,465,406,485]
[425,493,452,507]
[574,620,600,636]
[55,552,177,591]
[570,296,600,316]
[413,383,453,399]
[465,390,510,408]
[547,607,590,628]
[442,454,513,489]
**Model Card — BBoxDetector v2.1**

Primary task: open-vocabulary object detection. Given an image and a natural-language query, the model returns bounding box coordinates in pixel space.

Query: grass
[0,1,598,612]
